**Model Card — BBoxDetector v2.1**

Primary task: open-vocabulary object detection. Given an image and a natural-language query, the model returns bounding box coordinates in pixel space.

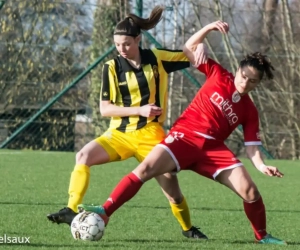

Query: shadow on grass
[230,240,261,244]
[114,238,213,244]
[0,242,184,249]
[128,205,300,214]
[2,201,300,214]
[0,243,126,248]
[231,239,299,246]
[286,241,300,245]
[0,201,65,206]
[116,239,180,243]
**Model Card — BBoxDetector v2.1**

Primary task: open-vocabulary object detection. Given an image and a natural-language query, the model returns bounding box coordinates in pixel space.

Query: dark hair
[114,5,164,37]
[239,52,275,80]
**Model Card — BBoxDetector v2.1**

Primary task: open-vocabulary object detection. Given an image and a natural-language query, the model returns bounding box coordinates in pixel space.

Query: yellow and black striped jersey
[101,47,190,132]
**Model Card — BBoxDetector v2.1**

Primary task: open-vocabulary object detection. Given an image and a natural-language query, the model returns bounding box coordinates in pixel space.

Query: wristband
[258,164,266,172]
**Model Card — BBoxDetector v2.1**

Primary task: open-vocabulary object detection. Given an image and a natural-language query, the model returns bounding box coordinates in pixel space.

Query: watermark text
[0,234,30,244]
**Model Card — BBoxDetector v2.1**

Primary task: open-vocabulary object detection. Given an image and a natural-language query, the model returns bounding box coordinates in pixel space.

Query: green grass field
[0,150,299,250]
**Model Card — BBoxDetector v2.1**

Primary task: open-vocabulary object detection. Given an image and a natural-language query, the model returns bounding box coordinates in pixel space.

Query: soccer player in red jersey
[80,21,286,245]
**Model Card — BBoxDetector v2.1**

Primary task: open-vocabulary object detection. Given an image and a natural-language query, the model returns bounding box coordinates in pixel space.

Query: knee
[134,162,156,181]
[76,150,90,165]
[243,184,260,202]
[168,194,183,204]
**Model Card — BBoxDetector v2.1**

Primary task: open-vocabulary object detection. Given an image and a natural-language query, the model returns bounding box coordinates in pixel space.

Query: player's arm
[100,63,162,118]
[101,101,162,118]
[100,101,138,117]
[245,145,268,173]
[152,49,190,73]
[245,145,283,178]
[243,106,283,177]
[183,21,229,66]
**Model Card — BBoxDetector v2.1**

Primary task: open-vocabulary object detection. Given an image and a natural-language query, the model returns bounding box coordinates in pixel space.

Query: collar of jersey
[118,47,151,72]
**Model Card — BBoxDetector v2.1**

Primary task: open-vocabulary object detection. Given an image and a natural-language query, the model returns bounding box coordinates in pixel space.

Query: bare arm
[100,100,162,118]
[246,145,266,170]
[183,21,229,66]
[246,145,283,177]
[100,101,139,117]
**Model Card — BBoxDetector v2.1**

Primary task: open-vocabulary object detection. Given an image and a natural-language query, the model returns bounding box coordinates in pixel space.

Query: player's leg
[67,140,112,212]
[215,156,286,244]
[79,129,203,230]
[133,123,205,238]
[216,166,266,237]
[79,145,178,220]
[106,145,178,215]
[155,173,208,239]
[154,174,188,228]
[47,131,121,225]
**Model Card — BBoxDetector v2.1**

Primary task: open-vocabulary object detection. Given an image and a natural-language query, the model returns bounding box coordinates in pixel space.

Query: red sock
[103,172,143,217]
[243,196,267,240]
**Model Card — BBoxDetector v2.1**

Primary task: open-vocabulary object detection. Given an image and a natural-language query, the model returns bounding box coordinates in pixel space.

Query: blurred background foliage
[0,0,299,159]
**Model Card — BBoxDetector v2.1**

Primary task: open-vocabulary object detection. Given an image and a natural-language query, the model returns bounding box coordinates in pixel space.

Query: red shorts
[157,129,243,180]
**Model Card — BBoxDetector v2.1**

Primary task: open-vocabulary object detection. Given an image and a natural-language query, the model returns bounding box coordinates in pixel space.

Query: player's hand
[207,20,229,34]
[261,165,284,178]
[139,104,162,117]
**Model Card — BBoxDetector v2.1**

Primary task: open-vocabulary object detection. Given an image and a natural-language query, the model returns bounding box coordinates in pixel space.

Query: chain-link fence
[0,0,299,159]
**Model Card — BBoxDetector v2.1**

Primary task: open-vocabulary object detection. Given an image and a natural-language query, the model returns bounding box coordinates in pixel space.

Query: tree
[0,0,94,150]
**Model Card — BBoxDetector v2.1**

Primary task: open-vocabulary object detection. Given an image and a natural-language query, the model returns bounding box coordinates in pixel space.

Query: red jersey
[173,58,261,145]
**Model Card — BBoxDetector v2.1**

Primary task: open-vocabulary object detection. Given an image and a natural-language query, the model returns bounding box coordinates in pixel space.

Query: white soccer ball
[70,211,105,241]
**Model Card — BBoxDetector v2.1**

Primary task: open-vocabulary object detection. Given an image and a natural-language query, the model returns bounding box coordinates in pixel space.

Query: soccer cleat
[256,234,287,245]
[78,204,110,226]
[182,226,208,239]
[46,207,77,226]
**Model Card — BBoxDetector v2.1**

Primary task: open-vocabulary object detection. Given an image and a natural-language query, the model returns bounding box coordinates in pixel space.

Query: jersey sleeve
[152,48,190,73]
[100,62,117,103]
[242,104,262,146]
[196,58,226,78]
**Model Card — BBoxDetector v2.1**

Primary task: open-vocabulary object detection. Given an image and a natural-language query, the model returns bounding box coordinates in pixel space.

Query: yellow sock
[170,196,192,231]
[67,164,90,213]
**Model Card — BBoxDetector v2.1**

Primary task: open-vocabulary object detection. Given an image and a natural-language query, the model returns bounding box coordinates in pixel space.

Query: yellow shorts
[94,122,165,162]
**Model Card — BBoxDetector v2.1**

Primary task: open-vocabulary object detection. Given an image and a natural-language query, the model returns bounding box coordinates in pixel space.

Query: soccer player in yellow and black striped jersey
[101,47,188,132]
[47,5,205,239]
